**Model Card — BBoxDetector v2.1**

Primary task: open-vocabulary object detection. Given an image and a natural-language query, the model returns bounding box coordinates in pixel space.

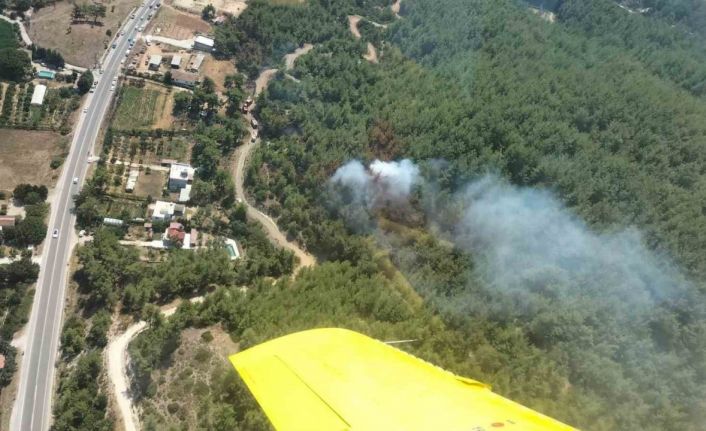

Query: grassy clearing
[0,21,18,49]
[113,86,163,130]
[133,169,166,198]
[0,129,67,190]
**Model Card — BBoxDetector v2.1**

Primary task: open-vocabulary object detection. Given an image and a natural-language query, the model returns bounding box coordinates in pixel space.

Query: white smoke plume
[330,159,688,311]
[330,159,420,208]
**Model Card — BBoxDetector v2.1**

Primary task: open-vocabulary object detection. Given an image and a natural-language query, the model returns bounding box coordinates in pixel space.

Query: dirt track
[232,114,316,273]
[107,298,202,431]
[364,42,378,63]
[348,15,362,39]
[391,0,401,17]
[232,62,316,273]
[284,43,313,70]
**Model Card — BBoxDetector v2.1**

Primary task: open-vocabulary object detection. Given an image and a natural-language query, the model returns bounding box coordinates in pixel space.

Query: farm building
[168,163,195,191]
[148,55,162,71]
[193,35,215,52]
[37,70,55,80]
[31,84,47,106]
[0,215,16,229]
[103,217,124,227]
[171,55,182,69]
[171,70,199,88]
[151,200,185,221]
[125,169,139,192]
[187,54,205,72]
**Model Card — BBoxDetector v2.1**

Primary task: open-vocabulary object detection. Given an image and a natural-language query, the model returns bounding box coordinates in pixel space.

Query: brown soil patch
[148,4,211,39]
[133,169,166,197]
[27,0,142,67]
[201,55,236,92]
[171,0,248,16]
[391,0,400,15]
[0,129,67,189]
[153,88,178,129]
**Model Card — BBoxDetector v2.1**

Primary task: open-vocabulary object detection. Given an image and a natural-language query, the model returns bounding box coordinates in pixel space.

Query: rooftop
[194,35,215,47]
[169,163,195,182]
[31,84,47,105]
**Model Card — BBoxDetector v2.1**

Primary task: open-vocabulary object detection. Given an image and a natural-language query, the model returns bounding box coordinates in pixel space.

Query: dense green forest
[0,257,37,393]
[206,0,706,429]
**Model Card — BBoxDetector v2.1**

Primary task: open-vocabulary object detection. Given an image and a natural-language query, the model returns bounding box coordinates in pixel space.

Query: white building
[148,55,162,70]
[31,84,47,106]
[125,169,139,192]
[187,54,205,72]
[168,163,195,191]
[151,200,185,221]
[193,35,215,52]
[103,217,124,227]
[171,55,182,69]
[178,184,192,202]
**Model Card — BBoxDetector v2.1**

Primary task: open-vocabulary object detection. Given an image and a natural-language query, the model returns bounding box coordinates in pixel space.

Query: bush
[50,157,63,169]
[13,184,48,204]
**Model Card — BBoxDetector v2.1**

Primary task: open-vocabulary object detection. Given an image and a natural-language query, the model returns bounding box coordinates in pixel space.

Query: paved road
[10,3,159,430]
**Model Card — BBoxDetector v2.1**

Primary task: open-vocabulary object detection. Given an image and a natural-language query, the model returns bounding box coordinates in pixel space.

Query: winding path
[107,298,202,431]
[231,49,316,273]
[232,110,316,272]
[0,15,32,46]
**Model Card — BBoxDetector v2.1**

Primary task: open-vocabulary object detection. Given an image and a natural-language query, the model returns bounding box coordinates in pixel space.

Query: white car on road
[73,177,79,184]
[52,229,59,238]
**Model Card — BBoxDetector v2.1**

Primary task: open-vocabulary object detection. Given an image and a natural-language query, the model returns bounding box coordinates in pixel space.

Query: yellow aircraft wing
[229,328,577,431]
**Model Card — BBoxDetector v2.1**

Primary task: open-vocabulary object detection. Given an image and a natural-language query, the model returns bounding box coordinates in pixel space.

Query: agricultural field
[139,326,239,430]
[0,82,80,131]
[97,195,148,220]
[112,81,184,130]
[0,129,68,191]
[108,132,191,165]
[27,0,141,67]
[0,20,18,49]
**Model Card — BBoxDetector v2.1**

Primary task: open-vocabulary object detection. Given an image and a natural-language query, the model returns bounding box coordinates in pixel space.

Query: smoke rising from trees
[330,158,692,319]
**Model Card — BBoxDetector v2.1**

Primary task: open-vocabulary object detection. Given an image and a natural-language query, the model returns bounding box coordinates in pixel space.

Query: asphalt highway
[10,2,159,429]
